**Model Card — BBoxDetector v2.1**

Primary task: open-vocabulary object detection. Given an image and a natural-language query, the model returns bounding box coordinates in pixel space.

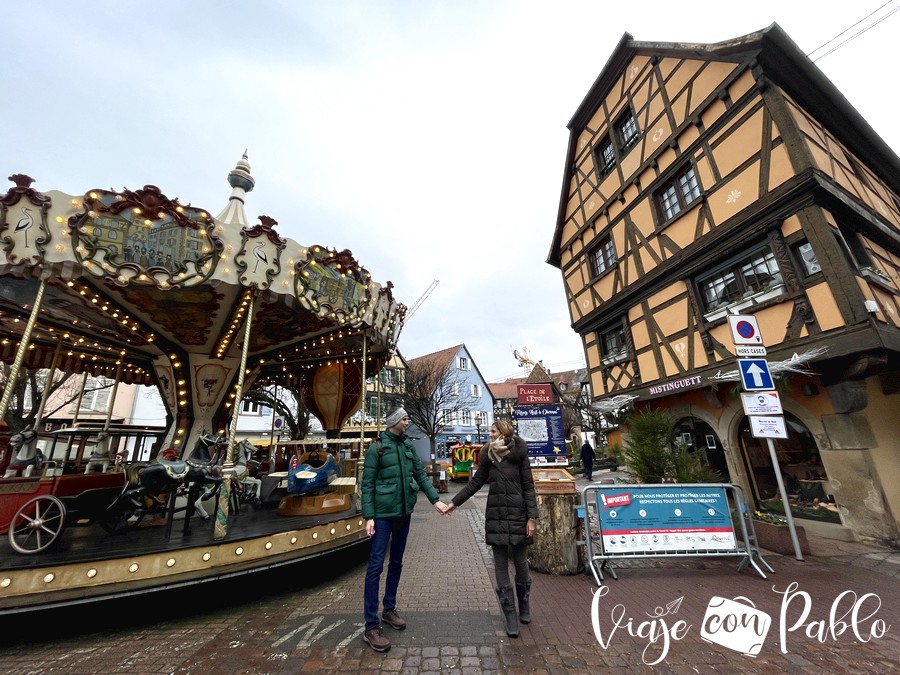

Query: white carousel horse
[3,429,42,478]
[233,439,262,505]
[84,432,112,473]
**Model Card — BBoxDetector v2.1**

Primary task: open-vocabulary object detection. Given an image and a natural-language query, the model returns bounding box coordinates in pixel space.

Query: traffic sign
[728,315,764,345]
[749,415,788,439]
[735,345,767,357]
[738,359,774,391]
[741,391,783,416]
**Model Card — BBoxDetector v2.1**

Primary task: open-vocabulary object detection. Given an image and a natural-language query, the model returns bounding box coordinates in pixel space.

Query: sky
[3,1,899,383]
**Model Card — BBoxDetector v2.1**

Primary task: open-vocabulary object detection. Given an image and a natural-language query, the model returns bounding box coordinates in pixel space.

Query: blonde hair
[493,420,514,439]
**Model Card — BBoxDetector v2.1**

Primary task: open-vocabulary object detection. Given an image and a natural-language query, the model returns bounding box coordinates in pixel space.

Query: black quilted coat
[451,435,538,546]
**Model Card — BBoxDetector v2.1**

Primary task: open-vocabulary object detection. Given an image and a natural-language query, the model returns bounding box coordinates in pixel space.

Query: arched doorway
[673,416,730,480]
[737,412,840,523]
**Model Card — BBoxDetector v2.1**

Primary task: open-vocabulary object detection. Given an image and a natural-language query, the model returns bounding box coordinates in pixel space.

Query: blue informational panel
[595,485,737,553]
[513,404,568,465]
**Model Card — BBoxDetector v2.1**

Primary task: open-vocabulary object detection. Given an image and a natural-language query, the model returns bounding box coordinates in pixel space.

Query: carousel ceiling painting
[0,155,406,442]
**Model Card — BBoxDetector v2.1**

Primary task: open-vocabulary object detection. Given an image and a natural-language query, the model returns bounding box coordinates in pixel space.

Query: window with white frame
[616,109,640,154]
[76,376,114,413]
[460,410,472,425]
[470,384,482,398]
[600,324,628,363]
[588,233,616,278]
[594,136,616,179]
[442,408,454,425]
[696,244,784,313]
[458,356,469,370]
[241,399,262,415]
[657,165,701,221]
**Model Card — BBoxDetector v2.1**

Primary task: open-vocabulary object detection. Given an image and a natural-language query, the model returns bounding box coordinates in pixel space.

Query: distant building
[406,344,494,461]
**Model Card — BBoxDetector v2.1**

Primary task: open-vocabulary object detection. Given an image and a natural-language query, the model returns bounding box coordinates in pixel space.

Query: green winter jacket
[361,430,440,519]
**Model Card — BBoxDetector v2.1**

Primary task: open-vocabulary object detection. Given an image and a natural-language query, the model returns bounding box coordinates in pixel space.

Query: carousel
[0,155,405,614]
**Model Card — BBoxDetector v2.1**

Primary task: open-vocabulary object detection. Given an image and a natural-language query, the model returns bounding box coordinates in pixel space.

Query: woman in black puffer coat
[447,420,538,637]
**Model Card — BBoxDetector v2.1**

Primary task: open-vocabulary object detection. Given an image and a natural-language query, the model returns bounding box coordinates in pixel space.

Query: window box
[859,266,893,289]
[601,350,629,366]
[750,519,810,556]
[702,283,786,323]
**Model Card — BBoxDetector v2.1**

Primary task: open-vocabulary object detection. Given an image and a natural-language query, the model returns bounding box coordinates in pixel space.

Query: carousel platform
[0,495,367,615]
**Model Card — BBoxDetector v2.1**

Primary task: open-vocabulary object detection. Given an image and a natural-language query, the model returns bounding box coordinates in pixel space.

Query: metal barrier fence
[581,482,773,584]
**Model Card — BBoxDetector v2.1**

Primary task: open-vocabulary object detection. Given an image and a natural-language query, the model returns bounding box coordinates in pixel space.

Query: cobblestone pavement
[1,477,899,674]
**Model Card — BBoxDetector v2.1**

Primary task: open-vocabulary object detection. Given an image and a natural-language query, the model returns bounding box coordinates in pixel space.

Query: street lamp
[475,418,482,444]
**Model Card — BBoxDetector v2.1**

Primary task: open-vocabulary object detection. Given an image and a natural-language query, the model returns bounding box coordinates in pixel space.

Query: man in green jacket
[361,407,448,652]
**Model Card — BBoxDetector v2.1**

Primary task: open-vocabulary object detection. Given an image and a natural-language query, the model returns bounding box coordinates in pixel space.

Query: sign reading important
[513,404,567,464]
[595,486,737,553]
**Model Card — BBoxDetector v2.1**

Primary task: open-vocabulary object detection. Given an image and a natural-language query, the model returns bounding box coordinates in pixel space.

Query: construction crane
[405,279,440,322]
[513,346,538,373]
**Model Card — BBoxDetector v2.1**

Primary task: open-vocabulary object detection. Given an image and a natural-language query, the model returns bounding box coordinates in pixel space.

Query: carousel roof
[0,156,406,388]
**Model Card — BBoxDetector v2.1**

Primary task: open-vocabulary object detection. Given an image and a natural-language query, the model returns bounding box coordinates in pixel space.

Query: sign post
[729,315,804,560]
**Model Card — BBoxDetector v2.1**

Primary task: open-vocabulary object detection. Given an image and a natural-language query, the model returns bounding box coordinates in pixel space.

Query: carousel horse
[84,432,112,473]
[287,449,339,495]
[232,439,262,506]
[3,429,42,478]
[104,446,223,531]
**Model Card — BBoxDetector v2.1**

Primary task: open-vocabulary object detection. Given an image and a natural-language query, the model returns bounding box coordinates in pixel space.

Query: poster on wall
[594,485,737,553]
[513,404,568,465]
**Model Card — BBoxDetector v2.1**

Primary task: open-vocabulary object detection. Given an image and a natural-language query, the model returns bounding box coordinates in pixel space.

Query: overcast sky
[4,1,898,382]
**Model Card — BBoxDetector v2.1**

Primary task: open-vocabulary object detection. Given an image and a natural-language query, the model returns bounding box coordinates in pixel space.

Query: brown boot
[382,609,407,630]
[363,625,391,652]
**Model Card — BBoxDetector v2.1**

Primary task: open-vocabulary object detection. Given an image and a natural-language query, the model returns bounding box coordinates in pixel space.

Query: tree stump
[529,493,582,575]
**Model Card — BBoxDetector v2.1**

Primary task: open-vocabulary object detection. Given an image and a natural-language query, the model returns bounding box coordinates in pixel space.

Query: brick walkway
[2,477,899,673]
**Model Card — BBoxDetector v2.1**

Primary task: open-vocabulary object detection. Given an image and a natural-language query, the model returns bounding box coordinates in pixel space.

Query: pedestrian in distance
[360,407,449,652]
[580,438,596,481]
[445,420,537,638]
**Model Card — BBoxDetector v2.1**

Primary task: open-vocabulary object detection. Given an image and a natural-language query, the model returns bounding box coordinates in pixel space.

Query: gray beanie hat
[385,407,408,428]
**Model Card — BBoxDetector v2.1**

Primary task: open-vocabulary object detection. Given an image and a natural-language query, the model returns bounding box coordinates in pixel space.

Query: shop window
[738,412,840,523]
[588,234,616,278]
[657,165,701,221]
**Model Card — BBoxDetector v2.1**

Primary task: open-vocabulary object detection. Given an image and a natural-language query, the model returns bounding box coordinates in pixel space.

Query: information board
[513,404,567,464]
[594,485,737,553]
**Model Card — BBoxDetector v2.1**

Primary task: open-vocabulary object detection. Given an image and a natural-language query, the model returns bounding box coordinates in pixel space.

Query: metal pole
[0,278,47,422]
[32,334,65,429]
[765,437,804,560]
[215,292,256,540]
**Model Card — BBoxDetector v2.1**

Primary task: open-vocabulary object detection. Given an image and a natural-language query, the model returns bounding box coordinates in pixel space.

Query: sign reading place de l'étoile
[516,383,553,404]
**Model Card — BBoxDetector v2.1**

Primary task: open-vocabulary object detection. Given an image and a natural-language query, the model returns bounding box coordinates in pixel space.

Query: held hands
[434,500,456,515]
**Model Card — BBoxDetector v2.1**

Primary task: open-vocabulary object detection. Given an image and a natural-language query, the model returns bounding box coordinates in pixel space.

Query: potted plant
[746,510,810,555]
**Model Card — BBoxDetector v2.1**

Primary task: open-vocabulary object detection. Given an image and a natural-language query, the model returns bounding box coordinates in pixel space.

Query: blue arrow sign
[738,359,774,391]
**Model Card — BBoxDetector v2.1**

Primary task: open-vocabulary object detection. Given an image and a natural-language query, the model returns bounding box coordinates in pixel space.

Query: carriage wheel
[9,495,67,554]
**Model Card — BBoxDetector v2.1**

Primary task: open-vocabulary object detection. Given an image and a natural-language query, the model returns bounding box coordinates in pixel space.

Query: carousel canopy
[0,156,406,393]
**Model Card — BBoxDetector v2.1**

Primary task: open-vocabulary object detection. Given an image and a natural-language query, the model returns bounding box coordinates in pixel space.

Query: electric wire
[807,1,899,61]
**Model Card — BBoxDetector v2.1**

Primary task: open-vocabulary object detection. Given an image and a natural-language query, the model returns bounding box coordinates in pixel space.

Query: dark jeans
[364,515,411,629]
[583,460,593,480]
[491,543,530,588]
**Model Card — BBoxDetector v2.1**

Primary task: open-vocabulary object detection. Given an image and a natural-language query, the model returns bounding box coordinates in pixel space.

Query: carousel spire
[216,150,256,226]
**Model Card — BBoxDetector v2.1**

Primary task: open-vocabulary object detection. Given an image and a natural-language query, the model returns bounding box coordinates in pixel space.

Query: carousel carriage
[0,156,405,611]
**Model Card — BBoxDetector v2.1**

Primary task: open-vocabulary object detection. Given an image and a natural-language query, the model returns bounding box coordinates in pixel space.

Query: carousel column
[0,277,47,422]
[215,294,256,540]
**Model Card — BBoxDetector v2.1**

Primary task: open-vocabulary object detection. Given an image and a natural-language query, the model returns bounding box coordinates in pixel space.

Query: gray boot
[496,586,519,637]
[515,579,531,624]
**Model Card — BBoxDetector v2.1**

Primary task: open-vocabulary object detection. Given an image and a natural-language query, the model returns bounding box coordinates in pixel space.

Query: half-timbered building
[548,25,900,545]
